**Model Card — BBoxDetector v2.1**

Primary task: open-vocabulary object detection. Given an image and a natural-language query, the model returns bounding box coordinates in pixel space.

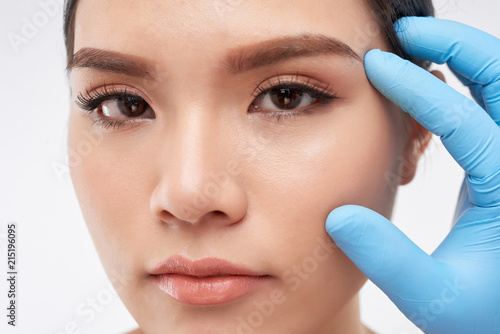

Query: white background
[0,0,498,333]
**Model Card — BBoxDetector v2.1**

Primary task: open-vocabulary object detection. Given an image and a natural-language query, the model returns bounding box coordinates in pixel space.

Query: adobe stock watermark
[408,277,467,332]
[235,236,337,334]
[383,137,439,193]
[352,18,382,52]
[47,269,132,334]
[52,128,103,182]
[7,0,64,54]
[213,0,247,21]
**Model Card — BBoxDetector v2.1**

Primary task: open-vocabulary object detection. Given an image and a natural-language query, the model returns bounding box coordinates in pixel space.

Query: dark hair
[63,0,434,68]
[365,0,434,68]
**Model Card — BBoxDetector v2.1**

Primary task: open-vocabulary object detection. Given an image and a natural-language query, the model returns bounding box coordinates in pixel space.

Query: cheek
[67,112,155,273]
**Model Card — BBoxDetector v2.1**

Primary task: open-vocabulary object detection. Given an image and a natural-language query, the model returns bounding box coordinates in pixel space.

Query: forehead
[73,0,387,63]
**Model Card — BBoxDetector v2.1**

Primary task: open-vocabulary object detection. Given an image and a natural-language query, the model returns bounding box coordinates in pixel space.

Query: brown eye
[270,87,304,110]
[100,96,152,119]
[251,85,318,112]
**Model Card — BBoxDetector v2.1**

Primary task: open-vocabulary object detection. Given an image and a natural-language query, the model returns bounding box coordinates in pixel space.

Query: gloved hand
[325,16,500,334]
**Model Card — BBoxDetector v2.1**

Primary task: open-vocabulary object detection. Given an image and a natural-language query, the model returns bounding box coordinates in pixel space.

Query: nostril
[157,209,174,223]
[210,210,226,219]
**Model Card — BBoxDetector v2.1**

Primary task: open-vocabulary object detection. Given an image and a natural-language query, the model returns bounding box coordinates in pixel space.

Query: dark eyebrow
[66,47,156,80]
[67,34,360,79]
[223,33,362,74]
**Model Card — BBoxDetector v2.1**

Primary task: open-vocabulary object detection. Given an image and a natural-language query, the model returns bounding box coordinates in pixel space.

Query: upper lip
[150,255,266,277]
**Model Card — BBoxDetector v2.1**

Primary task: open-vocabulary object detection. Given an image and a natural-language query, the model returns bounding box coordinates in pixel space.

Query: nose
[149,109,247,228]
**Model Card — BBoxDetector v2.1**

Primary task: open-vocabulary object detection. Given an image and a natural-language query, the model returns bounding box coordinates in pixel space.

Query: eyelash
[76,84,149,130]
[251,72,338,122]
[75,74,338,130]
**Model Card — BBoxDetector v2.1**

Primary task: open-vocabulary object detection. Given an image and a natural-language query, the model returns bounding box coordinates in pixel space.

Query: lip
[150,255,271,305]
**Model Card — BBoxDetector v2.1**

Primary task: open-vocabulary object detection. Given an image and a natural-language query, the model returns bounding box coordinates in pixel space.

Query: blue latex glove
[325,17,500,334]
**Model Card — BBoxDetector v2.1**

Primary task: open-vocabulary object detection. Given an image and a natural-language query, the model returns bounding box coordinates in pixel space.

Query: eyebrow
[66,48,156,80]
[223,33,362,74]
[67,34,361,79]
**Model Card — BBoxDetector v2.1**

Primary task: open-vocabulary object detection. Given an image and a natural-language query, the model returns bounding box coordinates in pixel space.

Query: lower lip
[152,274,270,305]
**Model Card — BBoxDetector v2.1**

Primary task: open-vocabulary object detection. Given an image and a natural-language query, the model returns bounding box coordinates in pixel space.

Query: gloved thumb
[325,205,447,309]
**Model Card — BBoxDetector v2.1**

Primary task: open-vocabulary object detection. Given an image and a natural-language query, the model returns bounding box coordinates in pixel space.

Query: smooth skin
[327,17,500,334]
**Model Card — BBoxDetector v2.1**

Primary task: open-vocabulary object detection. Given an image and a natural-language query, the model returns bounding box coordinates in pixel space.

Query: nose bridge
[169,63,226,174]
[176,108,224,191]
[151,103,246,225]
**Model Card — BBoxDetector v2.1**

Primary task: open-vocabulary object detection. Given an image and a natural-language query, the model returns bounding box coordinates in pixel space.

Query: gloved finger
[364,49,500,207]
[325,205,456,329]
[394,16,500,125]
[451,174,472,226]
[448,66,500,125]
[448,66,486,110]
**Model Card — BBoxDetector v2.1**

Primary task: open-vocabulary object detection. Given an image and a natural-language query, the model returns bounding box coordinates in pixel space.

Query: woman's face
[68,0,420,333]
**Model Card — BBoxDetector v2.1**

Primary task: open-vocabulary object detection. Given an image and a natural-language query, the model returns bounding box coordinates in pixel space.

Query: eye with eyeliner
[249,72,338,122]
[75,73,338,130]
[76,83,154,130]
